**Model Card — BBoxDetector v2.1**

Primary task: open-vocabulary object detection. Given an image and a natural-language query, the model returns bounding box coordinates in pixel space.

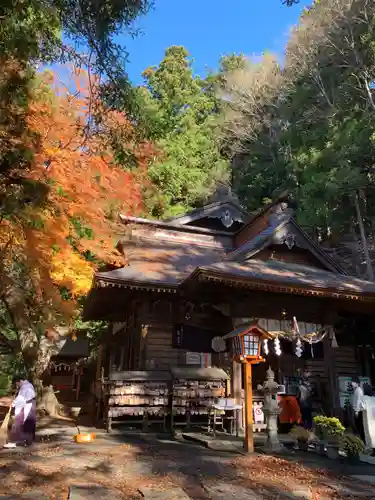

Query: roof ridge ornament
[221,209,234,228]
[283,233,296,250]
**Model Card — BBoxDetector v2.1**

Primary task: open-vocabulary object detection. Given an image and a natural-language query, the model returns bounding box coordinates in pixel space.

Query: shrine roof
[93,243,375,301]
[118,214,234,237]
[56,337,90,358]
[223,322,272,340]
[86,189,360,319]
[185,259,375,299]
[228,213,344,274]
[229,212,291,259]
[93,209,347,294]
[95,236,228,290]
[118,190,283,236]
[170,366,229,381]
[164,197,249,226]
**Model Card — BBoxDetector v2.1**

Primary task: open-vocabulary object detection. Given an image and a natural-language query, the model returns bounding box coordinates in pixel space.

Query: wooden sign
[185,352,201,365]
[172,323,227,353]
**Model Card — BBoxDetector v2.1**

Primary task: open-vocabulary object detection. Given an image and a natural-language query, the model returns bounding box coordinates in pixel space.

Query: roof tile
[197,259,375,295]
[96,237,227,286]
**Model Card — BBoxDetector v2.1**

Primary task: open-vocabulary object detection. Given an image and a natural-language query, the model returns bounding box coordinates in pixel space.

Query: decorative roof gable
[230,197,345,274]
[166,199,249,230]
[165,186,250,232]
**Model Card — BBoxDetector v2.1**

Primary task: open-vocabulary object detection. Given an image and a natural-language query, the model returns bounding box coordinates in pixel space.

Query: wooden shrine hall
[84,190,375,428]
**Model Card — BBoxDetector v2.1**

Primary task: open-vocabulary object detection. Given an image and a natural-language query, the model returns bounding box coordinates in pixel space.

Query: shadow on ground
[0,430,374,499]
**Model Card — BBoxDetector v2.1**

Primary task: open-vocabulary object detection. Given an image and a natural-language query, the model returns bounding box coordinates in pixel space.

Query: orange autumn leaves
[3,66,153,320]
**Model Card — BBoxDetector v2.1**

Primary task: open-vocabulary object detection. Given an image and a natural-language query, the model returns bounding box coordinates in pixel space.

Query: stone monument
[257,367,284,452]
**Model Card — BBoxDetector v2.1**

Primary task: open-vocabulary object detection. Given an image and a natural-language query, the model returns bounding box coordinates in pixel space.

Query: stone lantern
[257,367,285,452]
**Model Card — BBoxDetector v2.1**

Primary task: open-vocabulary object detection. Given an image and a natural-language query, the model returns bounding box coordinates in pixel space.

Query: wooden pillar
[76,368,81,401]
[363,346,371,379]
[109,349,114,374]
[232,360,244,432]
[140,324,149,370]
[244,362,254,453]
[71,367,75,393]
[324,336,339,416]
[96,344,103,380]
[119,346,125,371]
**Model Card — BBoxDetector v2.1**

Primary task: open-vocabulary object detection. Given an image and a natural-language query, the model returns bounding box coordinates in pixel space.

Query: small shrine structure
[44,335,90,403]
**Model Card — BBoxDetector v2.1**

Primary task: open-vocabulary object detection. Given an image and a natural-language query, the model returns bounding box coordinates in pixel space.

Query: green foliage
[340,432,366,456]
[74,302,106,352]
[51,244,61,255]
[26,215,45,230]
[0,300,26,394]
[0,355,24,396]
[1,0,150,86]
[223,0,375,242]
[132,46,249,216]
[0,0,150,197]
[69,216,94,240]
[313,416,345,437]
[0,0,149,388]
[0,0,61,63]
[0,61,37,189]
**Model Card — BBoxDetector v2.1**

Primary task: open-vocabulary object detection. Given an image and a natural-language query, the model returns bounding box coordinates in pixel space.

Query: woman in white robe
[4,375,36,448]
[363,383,375,452]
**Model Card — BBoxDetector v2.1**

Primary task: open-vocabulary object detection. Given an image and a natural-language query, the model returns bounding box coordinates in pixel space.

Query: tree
[1,0,150,88]
[0,67,154,391]
[219,53,286,207]
[222,0,375,246]
[0,0,151,238]
[132,46,248,217]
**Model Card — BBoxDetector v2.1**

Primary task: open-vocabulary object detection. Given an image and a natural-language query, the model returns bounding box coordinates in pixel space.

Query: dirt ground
[0,424,374,500]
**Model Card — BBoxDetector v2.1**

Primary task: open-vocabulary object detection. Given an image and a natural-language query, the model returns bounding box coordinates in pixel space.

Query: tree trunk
[24,349,61,416]
[0,291,68,418]
[23,345,51,397]
[28,367,44,397]
[38,385,61,417]
[354,192,374,281]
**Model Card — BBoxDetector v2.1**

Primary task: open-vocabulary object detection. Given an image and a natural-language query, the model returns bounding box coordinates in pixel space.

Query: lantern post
[223,323,268,453]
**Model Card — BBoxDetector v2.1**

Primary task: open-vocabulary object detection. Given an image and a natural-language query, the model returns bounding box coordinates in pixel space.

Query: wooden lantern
[224,323,268,363]
[224,323,270,453]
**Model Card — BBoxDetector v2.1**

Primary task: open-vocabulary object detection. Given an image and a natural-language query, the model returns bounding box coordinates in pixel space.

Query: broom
[0,405,12,445]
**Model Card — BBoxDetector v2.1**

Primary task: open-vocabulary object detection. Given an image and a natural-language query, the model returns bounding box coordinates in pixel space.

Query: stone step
[323,480,375,498]
[139,487,191,500]
[203,483,265,499]
[0,494,50,499]
[68,485,122,499]
[351,474,375,485]
[203,482,335,500]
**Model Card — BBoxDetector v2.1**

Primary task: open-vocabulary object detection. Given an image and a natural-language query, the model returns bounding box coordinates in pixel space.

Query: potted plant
[340,433,365,463]
[289,426,311,451]
[313,416,345,459]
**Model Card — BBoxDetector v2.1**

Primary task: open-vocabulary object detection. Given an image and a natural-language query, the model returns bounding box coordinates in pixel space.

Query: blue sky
[122,0,312,85]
